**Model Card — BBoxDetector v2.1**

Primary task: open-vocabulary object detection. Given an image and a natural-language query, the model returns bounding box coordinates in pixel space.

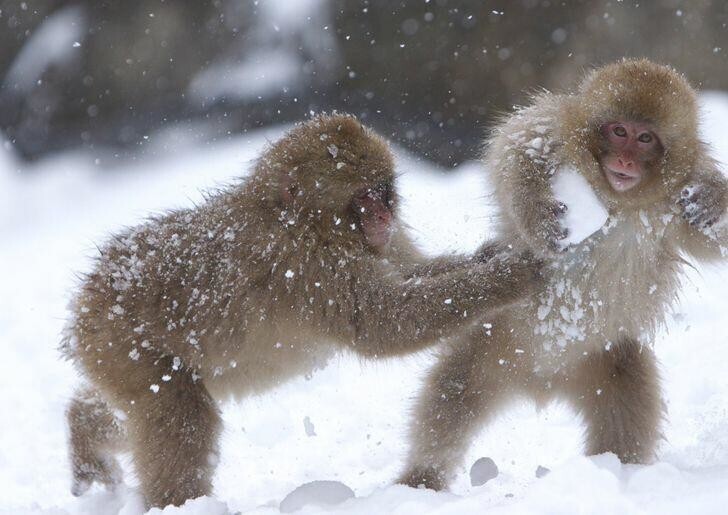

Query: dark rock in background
[1,0,727,166]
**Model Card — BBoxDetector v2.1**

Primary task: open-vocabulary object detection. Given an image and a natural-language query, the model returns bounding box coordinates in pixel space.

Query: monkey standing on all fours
[399,59,728,490]
[62,113,541,508]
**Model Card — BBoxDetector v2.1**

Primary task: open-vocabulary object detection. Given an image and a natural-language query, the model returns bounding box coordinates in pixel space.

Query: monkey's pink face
[352,184,394,248]
[599,121,663,192]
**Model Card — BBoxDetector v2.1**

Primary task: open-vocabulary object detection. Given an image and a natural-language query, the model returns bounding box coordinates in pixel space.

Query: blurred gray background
[1,0,727,167]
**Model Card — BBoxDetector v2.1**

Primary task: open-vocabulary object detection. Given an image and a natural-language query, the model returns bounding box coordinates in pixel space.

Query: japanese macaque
[399,59,728,490]
[62,114,541,508]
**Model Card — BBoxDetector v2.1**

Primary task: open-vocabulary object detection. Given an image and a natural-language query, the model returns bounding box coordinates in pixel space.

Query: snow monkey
[62,114,542,508]
[399,59,728,490]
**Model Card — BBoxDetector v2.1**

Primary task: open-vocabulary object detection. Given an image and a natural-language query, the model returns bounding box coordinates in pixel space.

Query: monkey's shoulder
[487,101,567,169]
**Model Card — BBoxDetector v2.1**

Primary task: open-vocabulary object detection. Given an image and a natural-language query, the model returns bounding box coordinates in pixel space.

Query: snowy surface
[1,95,728,514]
[279,481,355,513]
[469,457,499,487]
[551,165,609,247]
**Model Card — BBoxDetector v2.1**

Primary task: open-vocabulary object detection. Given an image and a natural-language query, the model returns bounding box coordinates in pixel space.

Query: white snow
[279,481,355,513]
[535,465,550,478]
[469,457,499,486]
[303,416,317,437]
[146,496,229,515]
[1,95,728,514]
[551,165,609,247]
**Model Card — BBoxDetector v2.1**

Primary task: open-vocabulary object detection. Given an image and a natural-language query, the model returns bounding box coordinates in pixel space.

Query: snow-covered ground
[2,94,728,514]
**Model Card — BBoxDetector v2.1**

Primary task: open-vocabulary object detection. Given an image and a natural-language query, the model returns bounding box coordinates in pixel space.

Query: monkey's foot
[71,455,122,496]
[397,466,447,491]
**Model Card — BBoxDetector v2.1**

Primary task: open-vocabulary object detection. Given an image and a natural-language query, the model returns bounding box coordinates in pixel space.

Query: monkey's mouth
[604,166,642,192]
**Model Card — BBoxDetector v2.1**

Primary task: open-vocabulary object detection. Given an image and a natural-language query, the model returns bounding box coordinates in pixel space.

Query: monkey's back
[61,181,378,402]
[61,195,250,392]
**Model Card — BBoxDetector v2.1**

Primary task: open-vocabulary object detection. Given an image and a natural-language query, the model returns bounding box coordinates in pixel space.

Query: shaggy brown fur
[399,59,728,490]
[62,114,540,507]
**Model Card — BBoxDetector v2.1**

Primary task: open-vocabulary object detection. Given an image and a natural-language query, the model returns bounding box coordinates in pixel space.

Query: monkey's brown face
[599,121,663,192]
[351,183,394,248]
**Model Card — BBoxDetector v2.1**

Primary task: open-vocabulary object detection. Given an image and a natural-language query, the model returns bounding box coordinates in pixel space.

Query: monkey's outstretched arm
[403,240,508,278]
[391,231,505,279]
[387,220,507,278]
[490,131,568,255]
[675,163,728,261]
[349,250,539,358]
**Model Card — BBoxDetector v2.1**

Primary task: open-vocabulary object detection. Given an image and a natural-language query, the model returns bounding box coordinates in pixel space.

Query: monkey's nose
[617,157,634,169]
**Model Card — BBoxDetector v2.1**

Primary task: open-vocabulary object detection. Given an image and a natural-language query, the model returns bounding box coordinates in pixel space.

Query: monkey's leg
[67,386,126,496]
[119,357,222,508]
[567,338,663,463]
[398,328,514,490]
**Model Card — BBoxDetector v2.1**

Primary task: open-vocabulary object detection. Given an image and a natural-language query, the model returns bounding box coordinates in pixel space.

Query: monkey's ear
[279,174,298,204]
[332,115,364,139]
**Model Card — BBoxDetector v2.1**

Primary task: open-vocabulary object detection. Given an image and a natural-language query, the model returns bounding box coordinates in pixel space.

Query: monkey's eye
[613,125,627,137]
[637,132,652,143]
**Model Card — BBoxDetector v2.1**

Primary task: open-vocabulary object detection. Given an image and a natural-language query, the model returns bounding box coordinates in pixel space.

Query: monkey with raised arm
[63,114,540,508]
[399,59,728,490]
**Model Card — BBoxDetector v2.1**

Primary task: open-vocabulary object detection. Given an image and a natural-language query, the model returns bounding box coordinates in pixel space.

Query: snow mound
[303,416,316,437]
[146,497,229,515]
[535,465,551,478]
[469,457,499,486]
[279,481,355,512]
[551,166,608,247]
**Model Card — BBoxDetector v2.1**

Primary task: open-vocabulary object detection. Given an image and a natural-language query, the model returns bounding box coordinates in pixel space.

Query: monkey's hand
[678,180,728,230]
[520,198,570,254]
[487,249,546,299]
